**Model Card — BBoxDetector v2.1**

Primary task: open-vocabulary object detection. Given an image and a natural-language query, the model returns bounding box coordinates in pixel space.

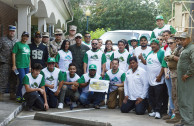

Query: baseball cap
[140,35,148,41]
[22,31,29,37]
[47,57,56,63]
[156,15,164,20]
[55,29,63,35]
[35,31,42,38]
[9,25,16,31]
[130,36,138,42]
[42,32,49,37]
[89,64,97,70]
[180,32,190,38]
[75,33,82,38]
[69,25,77,31]
[150,38,159,44]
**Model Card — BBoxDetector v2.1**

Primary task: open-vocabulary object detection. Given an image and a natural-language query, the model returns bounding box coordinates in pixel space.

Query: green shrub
[89,28,110,40]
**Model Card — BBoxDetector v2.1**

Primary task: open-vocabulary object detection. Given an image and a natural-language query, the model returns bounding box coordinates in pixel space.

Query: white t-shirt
[57,50,72,72]
[146,51,165,86]
[125,67,149,100]
[111,50,130,72]
[153,24,171,38]
[105,69,125,92]
[105,51,114,70]
[83,49,106,75]
[41,67,63,92]
[22,73,44,96]
[134,46,152,71]
[64,71,80,89]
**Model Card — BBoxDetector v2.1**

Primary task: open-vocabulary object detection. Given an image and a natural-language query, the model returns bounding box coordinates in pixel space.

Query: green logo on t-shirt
[106,55,111,59]
[46,76,54,81]
[118,56,124,62]
[31,82,38,88]
[111,77,119,82]
[142,53,147,59]
[91,55,98,59]
[147,58,153,64]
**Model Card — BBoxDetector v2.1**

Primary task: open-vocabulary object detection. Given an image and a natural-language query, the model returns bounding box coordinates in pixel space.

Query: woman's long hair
[61,39,70,51]
[104,40,113,53]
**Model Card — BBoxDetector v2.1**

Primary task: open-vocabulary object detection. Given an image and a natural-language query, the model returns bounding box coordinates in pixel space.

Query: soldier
[50,29,63,57]
[0,25,18,101]
[65,25,77,45]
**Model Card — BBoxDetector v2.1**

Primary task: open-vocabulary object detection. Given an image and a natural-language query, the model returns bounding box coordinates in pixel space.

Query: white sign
[89,79,110,93]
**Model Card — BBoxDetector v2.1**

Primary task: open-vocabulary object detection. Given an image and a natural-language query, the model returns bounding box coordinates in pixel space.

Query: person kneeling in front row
[22,63,49,111]
[121,57,149,115]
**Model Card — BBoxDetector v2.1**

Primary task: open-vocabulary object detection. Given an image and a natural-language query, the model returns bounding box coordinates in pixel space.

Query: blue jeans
[17,67,29,98]
[80,91,105,106]
[165,77,174,115]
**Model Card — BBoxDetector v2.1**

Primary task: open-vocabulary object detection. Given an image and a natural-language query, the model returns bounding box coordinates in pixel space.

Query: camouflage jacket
[0,36,17,64]
[49,40,63,57]
[65,35,76,45]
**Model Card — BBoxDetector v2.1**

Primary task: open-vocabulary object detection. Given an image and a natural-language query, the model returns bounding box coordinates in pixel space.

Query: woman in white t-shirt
[55,40,73,72]
[104,40,114,72]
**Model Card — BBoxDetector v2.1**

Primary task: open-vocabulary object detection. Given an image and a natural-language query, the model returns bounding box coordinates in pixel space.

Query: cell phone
[14,69,19,75]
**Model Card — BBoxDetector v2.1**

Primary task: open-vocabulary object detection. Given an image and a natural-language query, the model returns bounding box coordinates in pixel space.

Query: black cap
[22,31,29,37]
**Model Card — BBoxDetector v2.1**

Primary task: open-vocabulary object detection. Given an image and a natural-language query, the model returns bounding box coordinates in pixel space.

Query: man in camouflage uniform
[65,25,77,45]
[42,32,51,57]
[50,29,63,57]
[164,32,183,124]
[0,25,18,100]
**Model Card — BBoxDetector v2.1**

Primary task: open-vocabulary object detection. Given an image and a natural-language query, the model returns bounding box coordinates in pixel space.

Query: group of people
[0,15,194,126]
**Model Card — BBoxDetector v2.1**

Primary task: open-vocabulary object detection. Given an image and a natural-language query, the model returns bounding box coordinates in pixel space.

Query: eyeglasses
[55,34,62,36]
[92,43,98,45]
[75,37,82,39]
[167,42,175,45]
[85,36,91,38]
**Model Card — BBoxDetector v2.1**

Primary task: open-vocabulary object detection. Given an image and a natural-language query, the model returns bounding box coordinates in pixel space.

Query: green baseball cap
[89,64,97,70]
[150,38,159,44]
[140,35,148,41]
[156,15,164,20]
[47,57,56,63]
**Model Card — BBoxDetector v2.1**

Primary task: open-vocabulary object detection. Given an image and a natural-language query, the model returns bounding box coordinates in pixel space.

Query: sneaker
[149,112,156,117]
[58,103,63,109]
[16,97,22,103]
[155,112,161,119]
[72,102,77,108]
[162,114,171,120]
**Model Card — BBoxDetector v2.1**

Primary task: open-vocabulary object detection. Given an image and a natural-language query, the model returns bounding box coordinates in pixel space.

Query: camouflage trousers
[171,77,179,114]
[0,63,17,94]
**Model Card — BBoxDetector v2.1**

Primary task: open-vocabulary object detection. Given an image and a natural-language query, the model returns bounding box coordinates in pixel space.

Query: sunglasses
[167,42,175,45]
[55,34,62,36]
[85,36,91,38]
[75,37,82,39]
[43,36,49,38]
[92,43,98,45]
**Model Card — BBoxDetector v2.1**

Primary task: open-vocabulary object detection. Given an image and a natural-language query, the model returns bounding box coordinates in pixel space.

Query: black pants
[161,83,168,114]
[45,88,58,108]
[148,84,164,113]
[23,91,45,110]
[120,99,147,115]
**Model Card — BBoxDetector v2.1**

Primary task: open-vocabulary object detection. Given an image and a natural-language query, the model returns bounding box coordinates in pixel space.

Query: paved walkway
[0,94,23,126]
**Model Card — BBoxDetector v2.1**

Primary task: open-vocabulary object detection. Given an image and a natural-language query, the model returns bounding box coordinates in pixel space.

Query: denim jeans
[165,76,174,115]
[80,91,105,106]
[17,67,29,98]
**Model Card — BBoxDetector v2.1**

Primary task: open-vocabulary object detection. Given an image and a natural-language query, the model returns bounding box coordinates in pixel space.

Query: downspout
[27,0,38,43]
[63,0,74,34]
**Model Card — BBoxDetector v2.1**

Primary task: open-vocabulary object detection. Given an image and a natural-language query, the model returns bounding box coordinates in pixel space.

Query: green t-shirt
[12,41,30,68]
